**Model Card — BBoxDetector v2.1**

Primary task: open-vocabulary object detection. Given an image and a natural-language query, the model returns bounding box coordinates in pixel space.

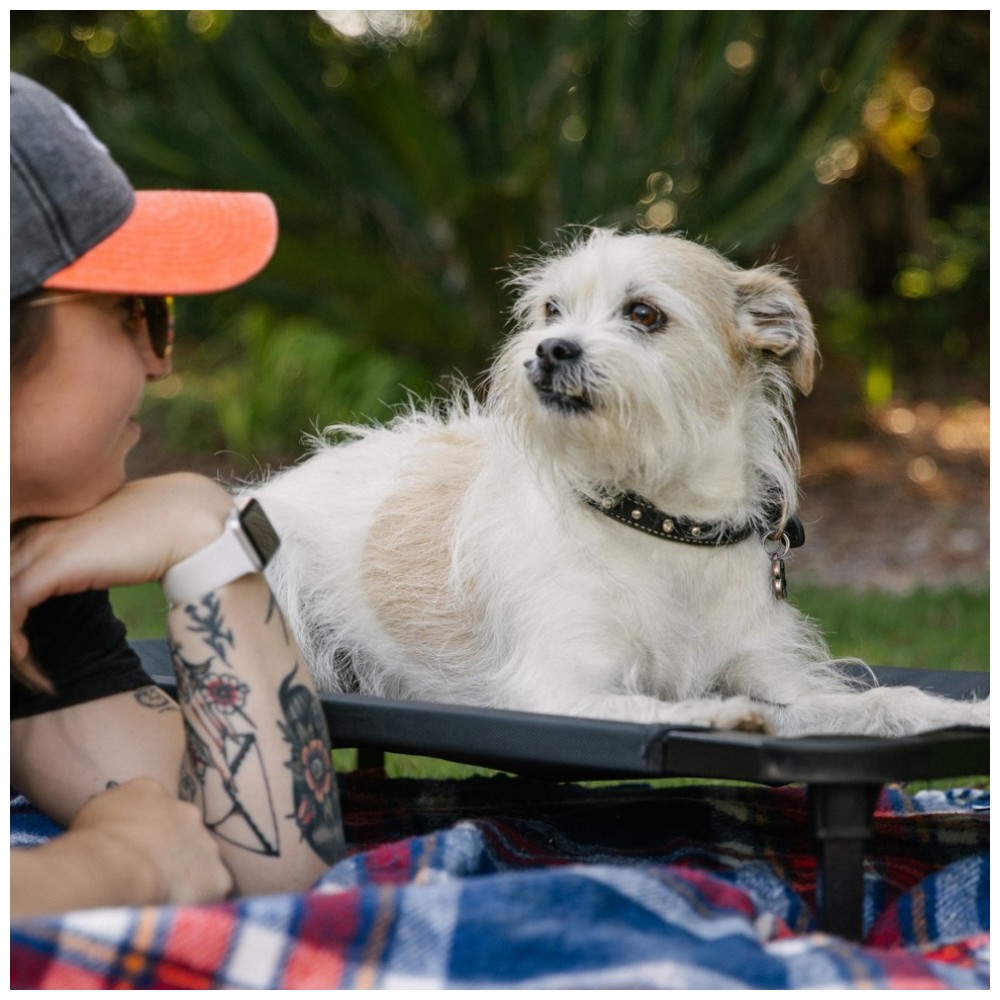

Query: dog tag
[765,532,791,601]
[771,554,788,600]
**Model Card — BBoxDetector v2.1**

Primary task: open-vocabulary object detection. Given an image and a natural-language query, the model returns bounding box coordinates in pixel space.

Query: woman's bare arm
[168,573,344,893]
[11,473,345,898]
[11,777,232,920]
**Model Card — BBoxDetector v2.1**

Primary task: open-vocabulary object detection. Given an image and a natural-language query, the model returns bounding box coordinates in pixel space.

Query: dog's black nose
[536,338,581,370]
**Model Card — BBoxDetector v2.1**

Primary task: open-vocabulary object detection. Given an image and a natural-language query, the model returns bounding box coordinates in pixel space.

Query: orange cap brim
[42,190,278,296]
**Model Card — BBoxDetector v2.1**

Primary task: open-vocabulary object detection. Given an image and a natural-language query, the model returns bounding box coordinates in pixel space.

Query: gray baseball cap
[10,72,279,300]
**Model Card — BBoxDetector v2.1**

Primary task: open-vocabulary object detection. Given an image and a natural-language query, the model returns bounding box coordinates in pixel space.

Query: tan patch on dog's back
[362,434,486,664]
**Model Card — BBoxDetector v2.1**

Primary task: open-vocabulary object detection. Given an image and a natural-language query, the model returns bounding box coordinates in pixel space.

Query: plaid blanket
[10,776,989,989]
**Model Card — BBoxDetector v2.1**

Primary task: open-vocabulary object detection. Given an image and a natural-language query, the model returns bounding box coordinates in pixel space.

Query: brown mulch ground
[792,390,989,593]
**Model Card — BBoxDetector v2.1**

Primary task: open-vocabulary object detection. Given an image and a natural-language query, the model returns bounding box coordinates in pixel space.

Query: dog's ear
[733,267,818,395]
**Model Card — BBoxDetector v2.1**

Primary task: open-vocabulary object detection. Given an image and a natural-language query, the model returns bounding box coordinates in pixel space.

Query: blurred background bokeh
[11,10,988,599]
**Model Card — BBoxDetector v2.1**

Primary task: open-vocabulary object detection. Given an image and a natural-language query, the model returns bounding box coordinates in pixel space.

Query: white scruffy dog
[249,229,987,737]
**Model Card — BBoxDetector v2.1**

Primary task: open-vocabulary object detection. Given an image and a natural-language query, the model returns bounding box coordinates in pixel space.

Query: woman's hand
[10,473,232,665]
[11,777,233,919]
[70,777,234,906]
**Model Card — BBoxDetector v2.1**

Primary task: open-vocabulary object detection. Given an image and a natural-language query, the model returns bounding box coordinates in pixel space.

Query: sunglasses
[20,291,175,360]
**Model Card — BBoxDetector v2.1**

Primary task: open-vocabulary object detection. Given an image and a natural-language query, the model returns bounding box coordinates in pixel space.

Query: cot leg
[356,747,386,771]
[808,782,881,940]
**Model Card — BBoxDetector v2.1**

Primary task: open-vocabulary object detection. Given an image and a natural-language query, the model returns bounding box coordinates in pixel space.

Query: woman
[10,73,344,918]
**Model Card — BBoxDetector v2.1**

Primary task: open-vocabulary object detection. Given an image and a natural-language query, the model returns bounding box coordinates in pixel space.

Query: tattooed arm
[10,582,341,900]
[11,473,343,900]
[11,681,236,915]
[169,577,344,893]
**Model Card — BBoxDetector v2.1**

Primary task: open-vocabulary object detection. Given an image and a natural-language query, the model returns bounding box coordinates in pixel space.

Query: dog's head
[489,229,817,511]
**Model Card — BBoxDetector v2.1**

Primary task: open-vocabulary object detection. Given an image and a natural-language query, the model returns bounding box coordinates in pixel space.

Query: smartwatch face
[240,498,281,566]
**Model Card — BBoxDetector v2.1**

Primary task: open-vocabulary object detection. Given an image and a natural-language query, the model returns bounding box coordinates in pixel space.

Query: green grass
[113,583,988,785]
[112,582,170,637]
[791,584,988,671]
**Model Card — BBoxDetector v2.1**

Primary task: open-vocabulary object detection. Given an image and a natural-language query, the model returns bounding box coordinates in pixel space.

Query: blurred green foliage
[144,305,424,466]
[800,14,989,404]
[11,11,988,467]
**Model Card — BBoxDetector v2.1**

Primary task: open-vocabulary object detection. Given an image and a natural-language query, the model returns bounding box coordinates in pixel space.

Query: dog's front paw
[667,696,771,733]
[711,697,771,734]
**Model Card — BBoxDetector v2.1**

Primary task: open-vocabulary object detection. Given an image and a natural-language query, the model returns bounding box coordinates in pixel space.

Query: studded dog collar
[582,490,805,549]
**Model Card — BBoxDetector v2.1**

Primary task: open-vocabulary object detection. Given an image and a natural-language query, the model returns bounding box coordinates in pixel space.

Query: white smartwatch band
[162,498,280,605]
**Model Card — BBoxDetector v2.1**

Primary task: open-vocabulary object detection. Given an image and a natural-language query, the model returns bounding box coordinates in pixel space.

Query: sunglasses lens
[140,296,175,359]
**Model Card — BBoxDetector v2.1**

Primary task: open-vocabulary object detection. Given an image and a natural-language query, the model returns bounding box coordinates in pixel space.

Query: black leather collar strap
[583,491,805,549]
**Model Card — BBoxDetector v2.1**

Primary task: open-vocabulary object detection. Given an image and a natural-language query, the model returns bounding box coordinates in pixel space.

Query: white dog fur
[248,229,987,737]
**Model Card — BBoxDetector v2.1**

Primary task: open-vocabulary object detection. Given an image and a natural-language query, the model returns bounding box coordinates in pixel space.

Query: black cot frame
[134,640,988,943]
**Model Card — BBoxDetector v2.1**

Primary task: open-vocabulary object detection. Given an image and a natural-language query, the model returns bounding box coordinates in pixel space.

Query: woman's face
[10,294,172,522]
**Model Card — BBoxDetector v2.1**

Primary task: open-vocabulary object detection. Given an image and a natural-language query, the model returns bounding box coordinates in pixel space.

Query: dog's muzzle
[525,337,593,413]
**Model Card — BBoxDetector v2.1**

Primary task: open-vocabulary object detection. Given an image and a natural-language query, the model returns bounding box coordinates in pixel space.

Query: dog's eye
[625,301,665,331]
[544,301,561,324]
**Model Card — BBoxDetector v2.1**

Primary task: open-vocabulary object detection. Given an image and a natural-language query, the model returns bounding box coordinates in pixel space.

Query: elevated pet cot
[133,638,988,942]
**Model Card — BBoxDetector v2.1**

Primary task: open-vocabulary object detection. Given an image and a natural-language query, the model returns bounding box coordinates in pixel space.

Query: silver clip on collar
[763,532,791,601]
